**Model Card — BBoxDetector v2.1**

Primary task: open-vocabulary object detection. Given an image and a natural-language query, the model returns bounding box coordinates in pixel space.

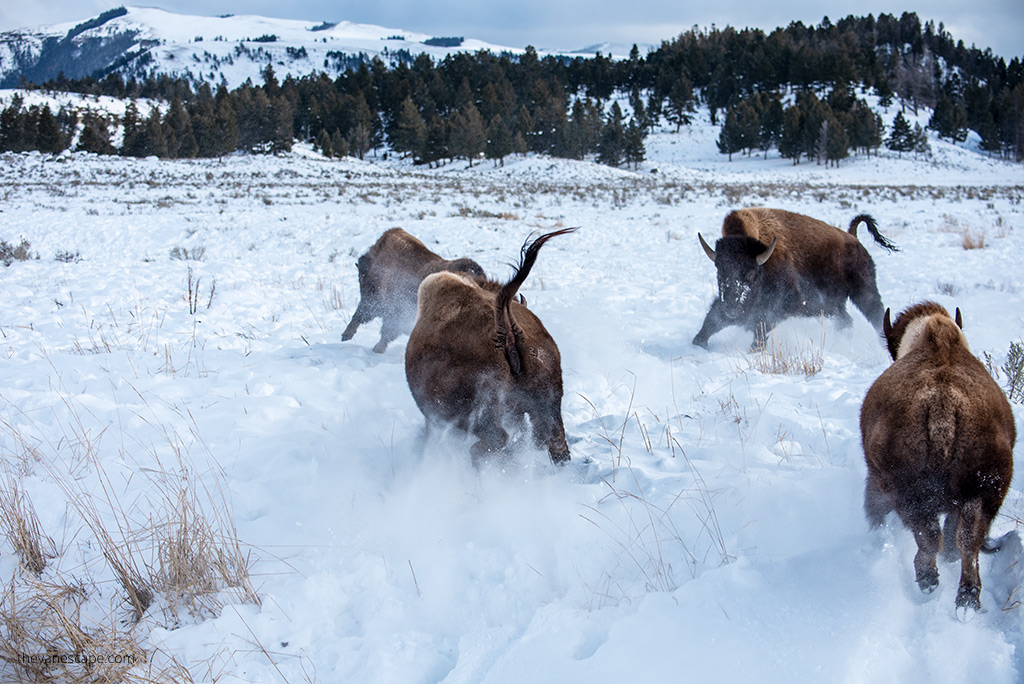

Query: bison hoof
[955,585,981,613]
[915,567,939,594]
[341,330,355,341]
[371,340,389,353]
[549,450,571,466]
[692,336,709,349]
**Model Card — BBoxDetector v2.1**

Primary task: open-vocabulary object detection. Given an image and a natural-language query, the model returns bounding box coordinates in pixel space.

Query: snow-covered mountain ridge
[0,6,540,89]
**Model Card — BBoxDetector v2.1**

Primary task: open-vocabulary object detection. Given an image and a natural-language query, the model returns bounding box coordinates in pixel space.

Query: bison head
[698,233,777,320]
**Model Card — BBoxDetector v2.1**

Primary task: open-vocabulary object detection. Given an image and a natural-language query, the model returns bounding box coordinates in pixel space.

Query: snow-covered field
[1,122,1023,683]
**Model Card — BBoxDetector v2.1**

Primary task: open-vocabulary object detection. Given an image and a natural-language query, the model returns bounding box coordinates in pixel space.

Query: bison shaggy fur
[341,228,485,352]
[860,301,1015,614]
[693,207,897,349]
[405,228,576,465]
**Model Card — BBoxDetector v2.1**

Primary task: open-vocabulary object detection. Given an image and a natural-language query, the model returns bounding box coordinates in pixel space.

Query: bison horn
[755,237,778,266]
[955,307,963,329]
[883,308,893,337]
[697,233,716,262]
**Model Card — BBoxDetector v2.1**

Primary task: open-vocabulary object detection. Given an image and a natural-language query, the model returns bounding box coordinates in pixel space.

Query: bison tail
[850,214,899,253]
[495,227,579,376]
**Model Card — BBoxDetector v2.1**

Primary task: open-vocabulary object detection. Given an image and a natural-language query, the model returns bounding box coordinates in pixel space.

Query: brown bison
[341,228,486,352]
[692,208,898,349]
[861,301,1016,614]
[405,228,577,465]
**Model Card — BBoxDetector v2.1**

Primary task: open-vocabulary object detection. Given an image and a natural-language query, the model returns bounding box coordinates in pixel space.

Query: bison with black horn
[405,228,578,465]
[692,208,898,349]
[861,301,1015,615]
[341,228,486,353]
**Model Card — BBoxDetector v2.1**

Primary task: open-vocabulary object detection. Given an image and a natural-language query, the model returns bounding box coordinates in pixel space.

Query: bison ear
[955,307,963,329]
[697,233,716,262]
[755,237,778,266]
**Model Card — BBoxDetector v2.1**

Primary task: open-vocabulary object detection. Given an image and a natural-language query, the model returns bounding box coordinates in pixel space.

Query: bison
[692,208,898,349]
[341,228,486,352]
[861,301,1015,614]
[405,228,577,465]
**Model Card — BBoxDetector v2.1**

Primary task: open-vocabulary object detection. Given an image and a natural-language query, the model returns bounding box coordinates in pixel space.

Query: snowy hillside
[0,117,1023,682]
[0,6,528,89]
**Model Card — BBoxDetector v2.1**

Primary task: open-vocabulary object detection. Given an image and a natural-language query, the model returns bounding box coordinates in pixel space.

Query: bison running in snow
[341,228,486,352]
[405,228,577,465]
[861,301,1016,614]
[692,207,898,349]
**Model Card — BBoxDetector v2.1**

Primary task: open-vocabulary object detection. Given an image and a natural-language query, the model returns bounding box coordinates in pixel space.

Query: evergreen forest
[1,12,1022,166]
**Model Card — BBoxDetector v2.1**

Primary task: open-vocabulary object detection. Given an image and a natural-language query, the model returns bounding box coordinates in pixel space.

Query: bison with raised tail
[861,302,1015,614]
[405,228,577,465]
[692,208,898,349]
[341,228,486,352]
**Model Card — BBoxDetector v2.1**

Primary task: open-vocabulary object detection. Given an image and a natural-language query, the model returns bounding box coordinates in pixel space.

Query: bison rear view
[860,302,1016,616]
[405,228,578,465]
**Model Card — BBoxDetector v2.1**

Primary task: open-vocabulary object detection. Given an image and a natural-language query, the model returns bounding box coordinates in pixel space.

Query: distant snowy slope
[0,6,526,89]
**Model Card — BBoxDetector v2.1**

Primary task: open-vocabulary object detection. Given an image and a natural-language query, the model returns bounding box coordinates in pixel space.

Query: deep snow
[1,113,1023,683]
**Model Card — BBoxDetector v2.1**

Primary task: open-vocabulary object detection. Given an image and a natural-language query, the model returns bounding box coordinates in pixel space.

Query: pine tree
[76,113,115,155]
[929,95,967,142]
[34,105,64,154]
[597,102,625,167]
[485,114,512,166]
[0,94,29,153]
[452,103,486,166]
[165,96,197,159]
[331,129,349,158]
[390,96,426,160]
[315,129,333,157]
[623,119,646,169]
[779,105,804,163]
[717,106,744,160]
[665,76,695,131]
[887,110,914,157]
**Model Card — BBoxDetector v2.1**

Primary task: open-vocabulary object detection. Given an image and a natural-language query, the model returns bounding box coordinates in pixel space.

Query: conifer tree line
[0,11,1021,163]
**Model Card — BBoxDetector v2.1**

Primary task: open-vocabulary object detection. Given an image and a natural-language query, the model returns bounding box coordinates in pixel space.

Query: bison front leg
[373,317,404,353]
[693,300,729,349]
[954,498,990,613]
[341,300,374,341]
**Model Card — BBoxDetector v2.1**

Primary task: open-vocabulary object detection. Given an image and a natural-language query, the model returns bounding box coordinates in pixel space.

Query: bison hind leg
[939,511,960,562]
[864,472,892,528]
[469,419,510,465]
[954,498,991,614]
[911,516,942,594]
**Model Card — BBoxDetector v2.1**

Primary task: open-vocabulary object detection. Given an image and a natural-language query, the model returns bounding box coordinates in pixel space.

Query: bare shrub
[54,249,82,263]
[0,239,32,267]
[169,246,206,261]
[1004,340,1024,404]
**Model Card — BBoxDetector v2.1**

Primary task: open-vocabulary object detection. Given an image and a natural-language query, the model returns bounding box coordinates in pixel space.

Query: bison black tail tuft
[495,227,579,376]
[849,214,899,253]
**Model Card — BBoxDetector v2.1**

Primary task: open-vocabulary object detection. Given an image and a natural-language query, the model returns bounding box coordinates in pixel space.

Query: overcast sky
[1,1,1020,60]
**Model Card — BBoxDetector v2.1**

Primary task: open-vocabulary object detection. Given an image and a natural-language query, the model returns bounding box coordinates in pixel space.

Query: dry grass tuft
[747,324,825,378]
[962,229,987,250]
[0,471,54,576]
